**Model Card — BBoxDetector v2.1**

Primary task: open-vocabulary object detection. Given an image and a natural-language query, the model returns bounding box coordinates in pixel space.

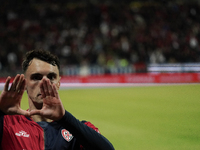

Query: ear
[56,76,61,90]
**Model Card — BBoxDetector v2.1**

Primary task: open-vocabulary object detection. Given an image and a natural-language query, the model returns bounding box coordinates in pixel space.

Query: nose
[39,76,50,88]
[41,76,51,83]
[42,76,48,80]
[38,76,49,84]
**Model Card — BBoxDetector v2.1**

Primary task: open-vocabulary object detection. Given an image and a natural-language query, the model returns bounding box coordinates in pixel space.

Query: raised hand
[30,78,65,121]
[0,74,30,116]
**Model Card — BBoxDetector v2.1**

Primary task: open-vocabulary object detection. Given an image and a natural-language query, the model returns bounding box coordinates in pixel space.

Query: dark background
[0,0,200,76]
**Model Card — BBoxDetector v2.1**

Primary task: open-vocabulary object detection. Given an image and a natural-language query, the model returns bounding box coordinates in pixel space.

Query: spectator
[0,1,200,76]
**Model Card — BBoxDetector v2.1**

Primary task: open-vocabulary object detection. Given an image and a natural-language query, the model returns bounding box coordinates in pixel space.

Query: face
[25,58,61,107]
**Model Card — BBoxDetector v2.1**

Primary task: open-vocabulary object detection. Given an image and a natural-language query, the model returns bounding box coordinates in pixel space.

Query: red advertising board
[60,73,200,83]
[0,73,199,84]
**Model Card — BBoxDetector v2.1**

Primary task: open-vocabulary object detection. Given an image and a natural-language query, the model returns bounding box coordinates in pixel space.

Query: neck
[28,100,52,122]
[31,114,52,122]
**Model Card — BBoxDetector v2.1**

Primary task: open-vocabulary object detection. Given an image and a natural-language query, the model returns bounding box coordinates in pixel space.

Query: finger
[17,108,31,117]
[10,74,20,91]
[40,80,46,98]
[16,74,25,92]
[7,107,30,116]
[18,79,26,95]
[43,79,50,96]
[52,84,58,98]
[47,79,55,97]
[29,109,42,116]
[4,76,11,91]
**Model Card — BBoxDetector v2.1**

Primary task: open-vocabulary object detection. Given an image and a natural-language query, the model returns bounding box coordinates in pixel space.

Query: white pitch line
[0,83,199,91]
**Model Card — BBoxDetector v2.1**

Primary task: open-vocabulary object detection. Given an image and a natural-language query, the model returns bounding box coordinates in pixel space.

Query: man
[0,49,114,150]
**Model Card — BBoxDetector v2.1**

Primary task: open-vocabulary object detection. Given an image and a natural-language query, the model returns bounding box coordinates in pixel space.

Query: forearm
[0,110,4,144]
[57,110,115,150]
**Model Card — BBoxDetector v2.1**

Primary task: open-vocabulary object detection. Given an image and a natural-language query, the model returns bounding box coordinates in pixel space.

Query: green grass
[19,84,200,149]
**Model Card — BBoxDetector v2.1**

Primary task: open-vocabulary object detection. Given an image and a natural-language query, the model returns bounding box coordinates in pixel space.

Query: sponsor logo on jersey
[61,129,73,142]
[15,130,29,137]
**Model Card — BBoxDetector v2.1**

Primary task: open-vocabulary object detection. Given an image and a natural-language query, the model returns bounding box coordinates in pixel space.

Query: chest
[1,115,79,150]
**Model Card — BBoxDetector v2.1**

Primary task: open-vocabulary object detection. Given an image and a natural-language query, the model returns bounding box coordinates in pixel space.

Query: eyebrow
[30,73,42,77]
[47,72,57,77]
[30,72,58,78]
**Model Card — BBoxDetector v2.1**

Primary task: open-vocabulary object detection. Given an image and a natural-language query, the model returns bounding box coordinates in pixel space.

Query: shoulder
[3,114,41,129]
[4,114,26,122]
[81,121,101,134]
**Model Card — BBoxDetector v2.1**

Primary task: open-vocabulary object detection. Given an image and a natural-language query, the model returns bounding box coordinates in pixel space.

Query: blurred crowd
[0,0,200,76]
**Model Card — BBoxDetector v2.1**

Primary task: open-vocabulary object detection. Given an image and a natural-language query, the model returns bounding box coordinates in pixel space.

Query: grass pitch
[20,84,200,150]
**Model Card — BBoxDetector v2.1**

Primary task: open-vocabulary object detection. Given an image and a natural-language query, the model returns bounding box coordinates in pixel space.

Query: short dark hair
[22,49,60,72]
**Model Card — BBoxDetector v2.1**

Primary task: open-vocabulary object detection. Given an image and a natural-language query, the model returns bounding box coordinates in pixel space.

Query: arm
[57,110,115,150]
[0,74,29,144]
[0,110,5,144]
[30,78,114,150]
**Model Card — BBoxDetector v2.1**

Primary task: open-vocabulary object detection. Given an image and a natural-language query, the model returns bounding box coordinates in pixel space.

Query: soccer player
[0,49,114,150]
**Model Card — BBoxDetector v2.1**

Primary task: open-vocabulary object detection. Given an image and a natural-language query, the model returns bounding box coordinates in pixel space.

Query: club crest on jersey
[61,129,74,142]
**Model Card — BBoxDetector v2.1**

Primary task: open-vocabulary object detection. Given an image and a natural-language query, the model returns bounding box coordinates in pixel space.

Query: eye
[47,73,56,81]
[31,74,43,81]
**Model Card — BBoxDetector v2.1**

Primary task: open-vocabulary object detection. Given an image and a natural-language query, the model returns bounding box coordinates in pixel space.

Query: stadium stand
[0,0,200,77]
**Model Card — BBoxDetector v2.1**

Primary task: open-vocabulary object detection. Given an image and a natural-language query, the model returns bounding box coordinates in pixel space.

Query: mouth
[37,93,42,97]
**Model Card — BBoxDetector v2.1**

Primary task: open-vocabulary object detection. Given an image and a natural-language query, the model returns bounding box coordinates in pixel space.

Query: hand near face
[29,78,65,121]
[0,74,30,116]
